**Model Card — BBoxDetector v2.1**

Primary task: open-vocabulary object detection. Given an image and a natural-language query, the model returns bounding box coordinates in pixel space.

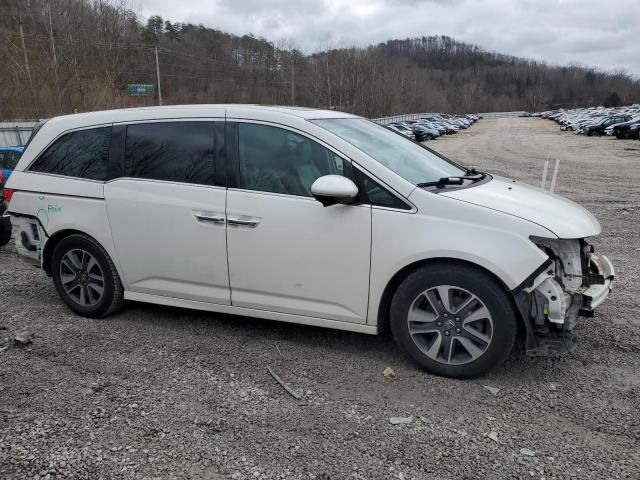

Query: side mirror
[310,175,359,207]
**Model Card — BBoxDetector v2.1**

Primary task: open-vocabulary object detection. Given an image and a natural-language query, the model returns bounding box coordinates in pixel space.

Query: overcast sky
[130,0,640,76]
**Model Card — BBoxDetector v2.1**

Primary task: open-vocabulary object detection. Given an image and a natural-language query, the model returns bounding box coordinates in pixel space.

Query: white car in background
[4,105,614,378]
[387,124,415,140]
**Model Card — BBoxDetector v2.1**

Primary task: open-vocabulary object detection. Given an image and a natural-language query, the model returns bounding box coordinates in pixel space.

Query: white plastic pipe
[541,160,549,190]
[549,159,560,193]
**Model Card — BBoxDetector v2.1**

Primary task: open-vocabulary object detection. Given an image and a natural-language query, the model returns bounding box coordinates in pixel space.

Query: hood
[440,175,601,239]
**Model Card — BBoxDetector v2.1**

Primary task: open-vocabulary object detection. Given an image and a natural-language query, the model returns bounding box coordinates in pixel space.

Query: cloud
[130,0,640,75]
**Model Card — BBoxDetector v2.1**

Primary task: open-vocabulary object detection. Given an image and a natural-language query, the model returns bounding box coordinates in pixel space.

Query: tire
[427,134,434,141]
[0,224,10,246]
[390,263,517,378]
[51,234,124,317]
[0,205,10,246]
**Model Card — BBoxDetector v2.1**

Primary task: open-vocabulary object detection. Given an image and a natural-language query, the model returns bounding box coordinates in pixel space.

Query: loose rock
[14,331,32,346]
[389,416,413,425]
[520,448,536,457]
[483,385,501,396]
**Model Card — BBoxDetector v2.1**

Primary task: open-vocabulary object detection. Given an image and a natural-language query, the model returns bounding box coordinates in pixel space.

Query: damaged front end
[513,237,614,356]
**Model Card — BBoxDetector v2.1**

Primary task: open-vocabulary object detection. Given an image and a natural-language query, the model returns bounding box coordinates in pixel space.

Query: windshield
[312,118,465,184]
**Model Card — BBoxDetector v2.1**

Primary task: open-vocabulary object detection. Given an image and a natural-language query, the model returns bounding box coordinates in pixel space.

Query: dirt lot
[1,118,639,479]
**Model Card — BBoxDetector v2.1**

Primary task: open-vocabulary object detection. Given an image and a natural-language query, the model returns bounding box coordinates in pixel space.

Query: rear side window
[30,127,111,181]
[125,122,215,185]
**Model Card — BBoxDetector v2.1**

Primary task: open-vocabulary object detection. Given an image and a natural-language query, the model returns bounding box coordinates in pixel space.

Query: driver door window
[238,123,344,197]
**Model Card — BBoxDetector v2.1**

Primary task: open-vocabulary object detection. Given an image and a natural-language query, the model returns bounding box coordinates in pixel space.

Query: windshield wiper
[417,171,486,188]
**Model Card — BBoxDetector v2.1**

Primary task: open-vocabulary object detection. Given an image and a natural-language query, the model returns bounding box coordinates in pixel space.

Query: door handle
[227,216,260,228]
[194,214,226,225]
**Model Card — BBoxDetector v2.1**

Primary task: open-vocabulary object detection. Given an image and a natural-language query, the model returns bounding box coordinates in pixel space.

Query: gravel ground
[1,118,639,479]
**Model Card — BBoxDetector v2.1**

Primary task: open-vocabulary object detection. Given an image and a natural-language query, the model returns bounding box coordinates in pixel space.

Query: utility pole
[47,1,62,110]
[17,5,38,117]
[291,54,295,106]
[155,47,163,106]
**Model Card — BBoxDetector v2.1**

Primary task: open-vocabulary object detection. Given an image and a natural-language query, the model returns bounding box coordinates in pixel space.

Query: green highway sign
[128,84,155,96]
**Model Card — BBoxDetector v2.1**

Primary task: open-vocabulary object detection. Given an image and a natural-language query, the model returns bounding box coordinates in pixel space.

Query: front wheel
[51,234,124,317]
[390,264,517,378]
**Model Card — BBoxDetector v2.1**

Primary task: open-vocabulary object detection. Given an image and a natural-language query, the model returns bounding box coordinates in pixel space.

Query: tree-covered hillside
[1,0,638,119]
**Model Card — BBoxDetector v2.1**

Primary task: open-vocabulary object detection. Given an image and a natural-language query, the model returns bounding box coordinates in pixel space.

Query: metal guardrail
[372,111,528,124]
[371,113,436,125]
[477,111,528,119]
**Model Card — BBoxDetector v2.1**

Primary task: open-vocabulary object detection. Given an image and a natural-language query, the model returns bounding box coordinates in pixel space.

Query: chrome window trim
[226,186,371,210]
[104,177,227,191]
[19,171,105,184]
[113,117,222,126]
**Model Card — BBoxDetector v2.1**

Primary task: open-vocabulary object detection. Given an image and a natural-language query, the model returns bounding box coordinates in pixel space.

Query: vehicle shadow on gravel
[118,299,549,382]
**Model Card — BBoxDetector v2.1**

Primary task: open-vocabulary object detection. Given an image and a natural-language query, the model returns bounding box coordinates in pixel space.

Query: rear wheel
[390,264,517,378]
[0,204,9,246]
[51,234,124,317]
[0,224,10,246]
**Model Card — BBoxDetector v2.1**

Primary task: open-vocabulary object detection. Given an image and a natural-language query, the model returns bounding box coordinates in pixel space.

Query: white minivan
[4,105,614,378]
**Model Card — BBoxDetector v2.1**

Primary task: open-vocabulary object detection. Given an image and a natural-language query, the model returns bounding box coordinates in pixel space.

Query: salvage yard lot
[1,118,639,479]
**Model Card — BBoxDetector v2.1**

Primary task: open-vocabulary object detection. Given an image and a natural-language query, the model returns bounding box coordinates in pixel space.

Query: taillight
[3,188,14,204]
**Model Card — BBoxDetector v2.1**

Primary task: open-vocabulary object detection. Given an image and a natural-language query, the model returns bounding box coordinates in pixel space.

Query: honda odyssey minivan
[4,105,614,378]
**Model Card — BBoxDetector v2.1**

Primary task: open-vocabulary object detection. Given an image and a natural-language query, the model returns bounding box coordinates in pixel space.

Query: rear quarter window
[29,127,112,181]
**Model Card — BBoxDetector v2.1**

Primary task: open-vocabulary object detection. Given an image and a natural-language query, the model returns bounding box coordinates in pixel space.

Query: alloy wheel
[407,285,493,365]
[60,248,105,307]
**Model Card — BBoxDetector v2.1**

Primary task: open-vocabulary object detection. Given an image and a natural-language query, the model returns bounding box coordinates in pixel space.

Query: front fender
[366,192,553,326]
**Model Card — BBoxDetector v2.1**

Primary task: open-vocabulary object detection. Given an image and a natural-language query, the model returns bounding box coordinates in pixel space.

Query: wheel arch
[376,257,517,334]
[42,229,106,277]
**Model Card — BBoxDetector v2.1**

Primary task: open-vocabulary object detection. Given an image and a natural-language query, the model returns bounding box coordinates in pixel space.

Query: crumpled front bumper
[582,254,615,311]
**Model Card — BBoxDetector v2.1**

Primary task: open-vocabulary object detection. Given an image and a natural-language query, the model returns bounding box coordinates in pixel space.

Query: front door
[105,120,230,305]
[225,122,371,323]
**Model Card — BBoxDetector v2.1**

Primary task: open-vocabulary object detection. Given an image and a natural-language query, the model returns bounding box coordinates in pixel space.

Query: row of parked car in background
[535,105,640,140]
[386,114,480,141]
